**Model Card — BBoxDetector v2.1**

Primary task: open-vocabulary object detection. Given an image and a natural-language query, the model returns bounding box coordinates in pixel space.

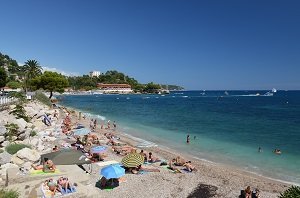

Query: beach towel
[95,160,119,167]
[181,168,192,173]
[30,169,60,175]
[59,186,77,195]
[160,165,177,173]
[138,170,149,175]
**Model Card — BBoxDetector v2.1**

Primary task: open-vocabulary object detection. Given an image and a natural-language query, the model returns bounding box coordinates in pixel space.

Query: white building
[89,71,101,77]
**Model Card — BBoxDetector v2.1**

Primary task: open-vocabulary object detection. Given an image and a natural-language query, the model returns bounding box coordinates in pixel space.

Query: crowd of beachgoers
[0,100,290,197]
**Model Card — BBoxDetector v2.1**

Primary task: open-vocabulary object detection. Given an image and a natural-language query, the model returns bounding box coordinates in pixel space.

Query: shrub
[9,104,30,122]
[279,186,300,198]
[5,143,31,155]
[4,123,19,141]
[0,188,20,198]
[29,130,37,137]
[0,149,3,153]
[34,90,52,107]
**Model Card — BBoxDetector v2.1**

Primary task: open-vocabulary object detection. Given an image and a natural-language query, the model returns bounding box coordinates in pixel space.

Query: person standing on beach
[187,134,190,143]
[113,121,116,131]
[94,119,97,130]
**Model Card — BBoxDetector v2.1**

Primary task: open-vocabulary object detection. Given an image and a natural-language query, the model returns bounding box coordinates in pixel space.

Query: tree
[0,67,7,88]
[31,71,69,98]
[6,81,22,89]
[144,82,161,93]
[24,59,42,91]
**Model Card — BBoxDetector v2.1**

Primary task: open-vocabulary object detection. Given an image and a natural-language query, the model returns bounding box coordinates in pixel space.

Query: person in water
[274,149,282,155]
[258,146,262,153]
[186,134,190,143]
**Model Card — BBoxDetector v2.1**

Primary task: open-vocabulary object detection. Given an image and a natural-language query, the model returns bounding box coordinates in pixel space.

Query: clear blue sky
[1,0,299,90]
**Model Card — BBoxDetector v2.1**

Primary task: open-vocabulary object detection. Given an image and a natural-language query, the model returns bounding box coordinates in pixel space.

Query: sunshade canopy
[121,153,144,168]
[41,149,91,165]
[100,164,125,179]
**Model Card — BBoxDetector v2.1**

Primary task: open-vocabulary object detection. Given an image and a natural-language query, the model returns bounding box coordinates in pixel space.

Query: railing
[0,96,17,107]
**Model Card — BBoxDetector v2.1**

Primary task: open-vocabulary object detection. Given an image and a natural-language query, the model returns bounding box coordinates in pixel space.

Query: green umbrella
[41,149,91,165]
[121,153,144,168]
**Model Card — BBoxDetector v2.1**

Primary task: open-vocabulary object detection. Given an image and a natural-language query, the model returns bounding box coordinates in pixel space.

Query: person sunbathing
[148,152,160,163]
[140,150,148,162]
[32,158,56,173]
[183,161,197,172]
[174,156,185,166]
[57,177,75,193]
[168,159,182,173]
[44,178,57,195]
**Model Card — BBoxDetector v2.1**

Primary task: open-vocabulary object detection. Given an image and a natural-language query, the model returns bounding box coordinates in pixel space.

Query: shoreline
[63,104,291,196]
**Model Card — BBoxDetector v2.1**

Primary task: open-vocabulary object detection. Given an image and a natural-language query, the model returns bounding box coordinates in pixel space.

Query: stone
[11,155,25,166]
[0,163,18,177]
[29,137,39,147]
[16,148,40,162]
[1,141,10,147]
[22,161,32,170]
[0,151,12,165]
[37,143,45,151]
[0,136,5,142]
[26,123,33,129]
[17,133,26,141]
[11,136,17,141]
[15,118,27,131]
[0,125,6,136]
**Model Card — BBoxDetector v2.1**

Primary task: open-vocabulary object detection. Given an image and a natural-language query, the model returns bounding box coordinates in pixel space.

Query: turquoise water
[59,90,300,184]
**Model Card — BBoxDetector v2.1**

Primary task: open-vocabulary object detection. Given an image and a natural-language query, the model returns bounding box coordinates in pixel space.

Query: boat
[272,88,277,93]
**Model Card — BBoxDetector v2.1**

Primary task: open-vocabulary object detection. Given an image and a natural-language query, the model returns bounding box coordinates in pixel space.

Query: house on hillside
[96,83,133,94]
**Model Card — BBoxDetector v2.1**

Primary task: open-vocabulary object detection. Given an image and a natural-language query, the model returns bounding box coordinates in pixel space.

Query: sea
[58,90,300,185]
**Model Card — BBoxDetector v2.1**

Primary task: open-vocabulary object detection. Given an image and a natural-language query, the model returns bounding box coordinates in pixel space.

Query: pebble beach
[0,100,290,197]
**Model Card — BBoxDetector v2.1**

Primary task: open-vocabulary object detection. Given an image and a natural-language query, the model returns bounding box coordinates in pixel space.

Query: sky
[0,0,300,90]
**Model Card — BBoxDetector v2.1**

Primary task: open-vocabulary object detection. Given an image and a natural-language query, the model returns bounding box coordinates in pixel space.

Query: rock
[29,137,39,147]
[0,163,18,177]
[22,161,32,170]
[0,136,5,143]
[0,125,6,136]
[9,105,16,110]
[17,133,26,141]
[11,155,25,166]
[21,138,30,145]
[16,148,40,162]
[26,123,33,129]
[0,151,12,165]
[1,141,10,147]
[11,136,18,141]
[15,118,27,131]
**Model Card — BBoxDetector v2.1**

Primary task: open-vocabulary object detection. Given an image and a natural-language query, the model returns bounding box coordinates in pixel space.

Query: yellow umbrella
[121,153,144,168]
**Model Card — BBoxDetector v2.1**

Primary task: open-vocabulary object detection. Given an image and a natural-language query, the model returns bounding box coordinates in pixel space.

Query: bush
[4,123,19,141]
[279,186,300,198]
[0,149,3,153]
[9,104,30,122]
[29,130,37,137]
[34,90,52,107]
[0,188,20,198]
[5,143,31,155]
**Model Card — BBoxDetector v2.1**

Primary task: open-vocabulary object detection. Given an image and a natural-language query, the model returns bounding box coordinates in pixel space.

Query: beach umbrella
[73,128,90,136]
[41,149,91,165]
[91,146,107,154]
[100,164,125,179]
[121,153,144,168]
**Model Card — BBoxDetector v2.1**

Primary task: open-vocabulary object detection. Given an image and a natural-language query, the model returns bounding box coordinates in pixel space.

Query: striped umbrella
[91,146,107,154]
[121,153,144,168]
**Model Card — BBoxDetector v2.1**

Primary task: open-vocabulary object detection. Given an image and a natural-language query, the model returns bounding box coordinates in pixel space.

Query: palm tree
[24,59,42,92]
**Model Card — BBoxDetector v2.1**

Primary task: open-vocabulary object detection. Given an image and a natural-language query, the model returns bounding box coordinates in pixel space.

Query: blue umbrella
[91,146,107,154]
[73,128,90,136]
[100,164,125,179]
